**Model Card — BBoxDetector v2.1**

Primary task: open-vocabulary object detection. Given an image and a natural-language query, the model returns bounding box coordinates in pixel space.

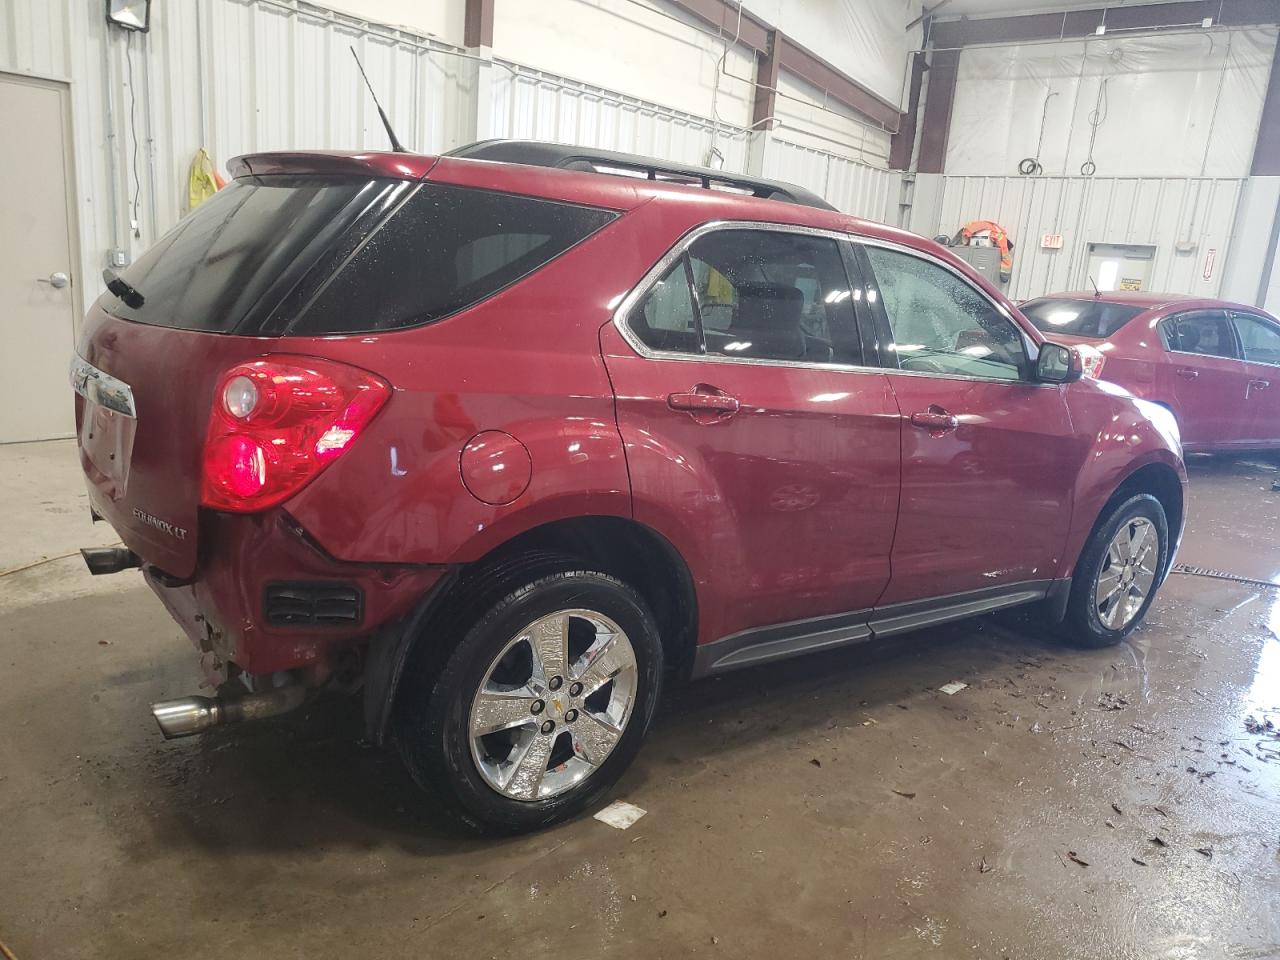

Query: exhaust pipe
[150,684,306,739]
[81,546,141,575]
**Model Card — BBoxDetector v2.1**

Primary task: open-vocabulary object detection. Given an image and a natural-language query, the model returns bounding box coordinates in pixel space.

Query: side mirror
[1036,341,1083,383]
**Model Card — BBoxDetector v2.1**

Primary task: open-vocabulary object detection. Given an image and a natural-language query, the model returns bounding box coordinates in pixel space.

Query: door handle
[667,386,740,421]
[1249,379,1270,390]
[36,271,70,289]
[1175,367,1199,380]
[909,406,959,433]
[670,389,742,414]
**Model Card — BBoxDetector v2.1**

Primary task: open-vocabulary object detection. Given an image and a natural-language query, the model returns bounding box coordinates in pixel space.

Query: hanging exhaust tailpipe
[150,684,306,739]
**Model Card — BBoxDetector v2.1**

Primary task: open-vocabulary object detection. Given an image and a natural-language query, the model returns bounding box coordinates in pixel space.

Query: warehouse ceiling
[935,0,1189,17]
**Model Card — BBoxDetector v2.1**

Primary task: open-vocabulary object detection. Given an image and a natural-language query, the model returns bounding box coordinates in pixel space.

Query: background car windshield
[1020,298,1146,338]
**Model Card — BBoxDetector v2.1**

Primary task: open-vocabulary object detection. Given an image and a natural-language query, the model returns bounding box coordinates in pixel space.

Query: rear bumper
[139,509,446,685]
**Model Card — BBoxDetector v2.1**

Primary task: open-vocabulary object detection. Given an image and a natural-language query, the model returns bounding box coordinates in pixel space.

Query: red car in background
[1021,292,1280,452]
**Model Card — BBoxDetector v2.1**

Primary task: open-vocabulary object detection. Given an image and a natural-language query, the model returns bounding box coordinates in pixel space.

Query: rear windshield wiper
[102,268,145,309]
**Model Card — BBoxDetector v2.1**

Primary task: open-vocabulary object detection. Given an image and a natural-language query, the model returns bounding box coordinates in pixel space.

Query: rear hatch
[74,155,620,577]
[74,170,416,577]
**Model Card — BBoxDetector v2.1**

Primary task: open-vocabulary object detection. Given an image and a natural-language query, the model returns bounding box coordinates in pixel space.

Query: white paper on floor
[593,800,647,830]
[938,681,968,695]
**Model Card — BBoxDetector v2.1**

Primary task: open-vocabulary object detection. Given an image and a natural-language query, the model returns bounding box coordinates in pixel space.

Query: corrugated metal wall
[912,175,1246,301]
[764,138,899,223]
[488,61,751,173]
[0,0,900,322]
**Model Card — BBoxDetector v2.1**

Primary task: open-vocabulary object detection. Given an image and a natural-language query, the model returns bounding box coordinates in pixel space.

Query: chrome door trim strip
[69,353,136,418]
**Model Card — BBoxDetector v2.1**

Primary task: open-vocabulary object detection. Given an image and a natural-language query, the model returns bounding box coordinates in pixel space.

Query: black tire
[394,566,663,834]
[1059,493,1168,648]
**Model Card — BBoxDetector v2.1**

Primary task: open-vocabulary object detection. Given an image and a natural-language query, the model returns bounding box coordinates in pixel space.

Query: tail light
[201,356,391,512]
[1076,344,1107,379]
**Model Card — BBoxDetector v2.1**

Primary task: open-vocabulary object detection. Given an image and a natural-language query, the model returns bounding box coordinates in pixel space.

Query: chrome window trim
[611,220,1047,387]
[69,353,136,418]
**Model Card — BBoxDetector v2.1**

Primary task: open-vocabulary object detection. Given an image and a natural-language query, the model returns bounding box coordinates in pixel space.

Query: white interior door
[0,72,79,443]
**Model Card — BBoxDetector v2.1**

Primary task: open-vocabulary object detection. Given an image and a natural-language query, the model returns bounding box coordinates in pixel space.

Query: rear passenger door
[1228,311,1280,446]
[1159,310,1249,448]
[853,241,1077,607]
[600,224,901,643]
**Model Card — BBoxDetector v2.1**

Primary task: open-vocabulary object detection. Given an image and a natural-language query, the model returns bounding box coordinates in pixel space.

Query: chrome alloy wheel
[468,609,639,801]
[1094,516,1159,630]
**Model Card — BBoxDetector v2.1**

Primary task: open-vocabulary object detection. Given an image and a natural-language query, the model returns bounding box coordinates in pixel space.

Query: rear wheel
[1060,494,1168,648]
[395,567,663,833]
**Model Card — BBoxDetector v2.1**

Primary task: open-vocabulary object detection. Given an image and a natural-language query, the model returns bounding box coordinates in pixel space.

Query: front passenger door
[855,242,1078,606]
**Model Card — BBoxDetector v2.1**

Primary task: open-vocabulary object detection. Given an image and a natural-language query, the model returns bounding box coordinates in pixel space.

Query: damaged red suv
[73,140,1186,832]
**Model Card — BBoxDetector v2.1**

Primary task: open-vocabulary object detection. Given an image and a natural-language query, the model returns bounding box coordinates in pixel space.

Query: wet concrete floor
[1,441,1277,959]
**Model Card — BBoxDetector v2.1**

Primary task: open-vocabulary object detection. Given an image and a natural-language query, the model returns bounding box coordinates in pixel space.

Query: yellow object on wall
[187,148,225,212]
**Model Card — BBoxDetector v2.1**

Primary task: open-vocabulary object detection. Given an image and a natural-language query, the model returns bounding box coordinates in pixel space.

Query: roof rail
[446,139,837,212]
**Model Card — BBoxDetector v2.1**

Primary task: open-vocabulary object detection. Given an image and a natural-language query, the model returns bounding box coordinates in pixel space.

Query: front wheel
[395,567,664,834]
[1060,493,1168,648]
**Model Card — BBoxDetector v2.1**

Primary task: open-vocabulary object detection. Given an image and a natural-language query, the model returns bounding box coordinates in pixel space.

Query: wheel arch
[365,515,699,743]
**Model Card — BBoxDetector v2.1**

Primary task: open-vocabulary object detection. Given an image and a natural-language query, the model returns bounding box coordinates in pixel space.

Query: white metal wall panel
[488,63,751,173]
[764,138,898,223]
[915,175,1246,301]
[1,0,903,322]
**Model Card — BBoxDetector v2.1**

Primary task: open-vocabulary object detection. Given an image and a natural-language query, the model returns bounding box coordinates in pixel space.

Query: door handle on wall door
[36,271,69,289]
[1175,368,1199,380]
[909,406,959,434]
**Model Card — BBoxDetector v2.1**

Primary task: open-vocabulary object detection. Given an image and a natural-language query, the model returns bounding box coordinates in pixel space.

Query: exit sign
[1041,233,1064,249]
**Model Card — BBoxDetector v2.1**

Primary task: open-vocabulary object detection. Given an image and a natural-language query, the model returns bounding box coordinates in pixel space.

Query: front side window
[1230,312,1280,366]
[1161,311,1239,359]
[862,246,1026,381]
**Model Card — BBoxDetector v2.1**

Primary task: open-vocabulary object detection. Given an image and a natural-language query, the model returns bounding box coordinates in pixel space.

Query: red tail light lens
[201,356,391,512]
[1077,344,1107,379]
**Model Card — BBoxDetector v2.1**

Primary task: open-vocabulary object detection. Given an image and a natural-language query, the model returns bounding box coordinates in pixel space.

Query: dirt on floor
[1,442,1277,959]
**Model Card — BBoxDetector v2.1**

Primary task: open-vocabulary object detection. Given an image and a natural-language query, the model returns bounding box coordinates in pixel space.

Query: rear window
[1019,298,1146,339]
[102,178,617,336]
[101,176,395,333]
[289,183,616,335]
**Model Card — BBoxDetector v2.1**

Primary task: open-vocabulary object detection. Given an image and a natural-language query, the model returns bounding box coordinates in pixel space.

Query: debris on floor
[1245,715,1275,735]
[593,800,647,830]
[938,681,968,696]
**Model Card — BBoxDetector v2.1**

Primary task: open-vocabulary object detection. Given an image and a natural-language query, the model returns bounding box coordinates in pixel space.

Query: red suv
[1020,291,1280,452]
[73,141,1186,832]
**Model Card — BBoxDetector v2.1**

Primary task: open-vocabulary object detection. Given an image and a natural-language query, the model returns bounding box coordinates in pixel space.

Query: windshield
[1020,298,1146,339]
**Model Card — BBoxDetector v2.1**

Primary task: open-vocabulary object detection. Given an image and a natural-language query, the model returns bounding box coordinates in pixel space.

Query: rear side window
[627,228,862,365]
[1162,311,1239,359]
[1229,312,1280,366]
[689,230,861,365]
[101,176,386,332]
[632,259,702,353]
[290,184,617,334]
[1020,298,1146,339]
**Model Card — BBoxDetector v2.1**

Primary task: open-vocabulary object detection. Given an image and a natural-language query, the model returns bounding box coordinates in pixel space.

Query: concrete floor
[1,440,1278,959]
